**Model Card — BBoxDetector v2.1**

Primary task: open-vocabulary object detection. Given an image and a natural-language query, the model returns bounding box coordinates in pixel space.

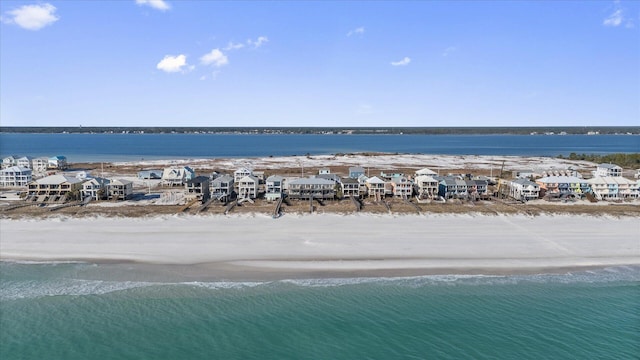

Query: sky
[1,0,639,127]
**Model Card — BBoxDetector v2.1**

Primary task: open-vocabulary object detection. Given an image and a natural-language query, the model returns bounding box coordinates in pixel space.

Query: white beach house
[0,166,32,187]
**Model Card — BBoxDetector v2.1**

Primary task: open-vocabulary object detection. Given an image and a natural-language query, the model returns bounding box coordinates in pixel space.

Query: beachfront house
[265,175,285,201]
[185,176,211,202]
[595,163,622,177]
[474,179,490,199]
[587,176,638,200]
[365,176,387,198]
[31,157,49,173]
[234,167,253,184]
[536,176,590,198]
[340,177,360,198]
[237,175,259,199]
[505,178,540,201]
[107,179,133,201]
[286,177,336,200]
[349,166,365,179]
[414,175,439,199]
[16,156,34,169]
[162,166,195,186]
[415,168,438,177]
[1,156,19,170]
[319,168,331,175]
[82,177,110,201]
[0,166,32,188]
[390,176,413,198]
[438,176,469,199]
[27,174,83,202]
[211,175,234,198]
[48,156,68,170]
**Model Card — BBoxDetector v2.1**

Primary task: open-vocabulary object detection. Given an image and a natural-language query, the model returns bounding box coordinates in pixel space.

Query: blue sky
[1,0,638,127]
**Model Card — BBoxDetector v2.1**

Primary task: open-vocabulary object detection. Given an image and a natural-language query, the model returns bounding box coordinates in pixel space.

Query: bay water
[1,133,638,161]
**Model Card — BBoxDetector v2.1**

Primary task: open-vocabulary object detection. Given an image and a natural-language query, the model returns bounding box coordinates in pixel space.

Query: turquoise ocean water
[1,262,638,359]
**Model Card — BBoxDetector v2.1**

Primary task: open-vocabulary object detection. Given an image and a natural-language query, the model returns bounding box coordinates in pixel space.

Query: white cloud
[136,0,170,11]
[156,54,189,73]
[603,9,623,26]
[347,27,365,36]
[224,41,245,51]
[200,49,229,67]
[603,1,634,28]
[442,46,457,57]
[247,36,269,48]
[4,3,59,30]
[391,57,411,66]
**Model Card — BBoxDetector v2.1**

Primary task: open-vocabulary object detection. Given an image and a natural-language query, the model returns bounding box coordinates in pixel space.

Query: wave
[2,266,638,300]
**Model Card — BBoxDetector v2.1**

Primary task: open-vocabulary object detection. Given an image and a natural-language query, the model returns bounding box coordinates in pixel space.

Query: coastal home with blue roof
[48,156,68,170]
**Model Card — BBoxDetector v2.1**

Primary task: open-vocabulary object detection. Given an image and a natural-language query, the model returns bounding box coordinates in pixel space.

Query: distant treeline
[1,126,639,135]
[557,153,640,168]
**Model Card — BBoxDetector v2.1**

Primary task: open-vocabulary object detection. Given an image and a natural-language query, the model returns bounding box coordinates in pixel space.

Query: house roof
[266,175,284,182]
[415,168,437,175]
[83,177,110,186]
[414,175,439,183]
[587,176,635,185]
[0,166,31,173]
[34,174,82,185]
[537,176,585,184]
[234,167,253,174]
[212,175,234,184]
[365,176,386,184]
[341,177,359,184]
[390,176,410,184]
[238,175,259,183]
[110,178,133,186]
[349,166,365,172]
[289,177,336,185]
[597,163,622,169]
[512,178,538,186]
[186,176,210,185]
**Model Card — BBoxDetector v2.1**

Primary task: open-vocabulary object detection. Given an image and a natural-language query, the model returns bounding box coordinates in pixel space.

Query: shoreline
[2,213,638,279]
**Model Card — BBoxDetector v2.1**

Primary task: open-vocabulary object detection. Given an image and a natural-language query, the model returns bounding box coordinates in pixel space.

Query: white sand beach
[1,214,638,276]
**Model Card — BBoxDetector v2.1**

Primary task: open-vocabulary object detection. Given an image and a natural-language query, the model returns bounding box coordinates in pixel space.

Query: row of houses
[2,155,68,172]
[24,174,133,203]
[500,172,639,201]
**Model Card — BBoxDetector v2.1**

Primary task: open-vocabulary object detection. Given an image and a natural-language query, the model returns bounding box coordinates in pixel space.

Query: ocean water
[1,133,638,161]
[1,262,638,360]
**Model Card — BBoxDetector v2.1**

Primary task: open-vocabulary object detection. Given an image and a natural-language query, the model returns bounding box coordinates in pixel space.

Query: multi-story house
[211,175,234,197]
[414,175,439,199]
[365,176,386,198]
[185,176,210,202]
[81,177,110,201]
[0,166,32,187]
[390,176,413,198]
[32,157,50,173]
[107,179,133,201]
[595,163,622,177]
[27,175,83,202]
[237,175,259,199]
[16,156,34,169]
[48,156,68,170]
[162,166,195,186]
[286,177,335,200]
[265,175,285,201]
[340,177,360,198]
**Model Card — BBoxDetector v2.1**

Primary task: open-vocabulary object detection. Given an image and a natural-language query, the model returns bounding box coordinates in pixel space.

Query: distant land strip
[1,126,639,135]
